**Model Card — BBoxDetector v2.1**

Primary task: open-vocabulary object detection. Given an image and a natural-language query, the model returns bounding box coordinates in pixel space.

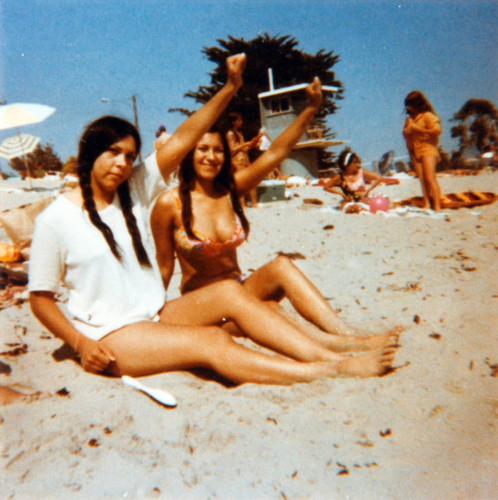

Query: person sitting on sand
[28,55,397,384]
[323,150,399,207]
[151,78,400,354]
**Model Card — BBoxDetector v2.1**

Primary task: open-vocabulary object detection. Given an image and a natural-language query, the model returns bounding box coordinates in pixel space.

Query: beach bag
[0,196,54,259]
[0,242,22,263]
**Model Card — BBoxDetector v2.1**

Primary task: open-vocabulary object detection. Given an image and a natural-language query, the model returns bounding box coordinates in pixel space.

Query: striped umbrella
[0,133,40,159]
[0,103,55,188]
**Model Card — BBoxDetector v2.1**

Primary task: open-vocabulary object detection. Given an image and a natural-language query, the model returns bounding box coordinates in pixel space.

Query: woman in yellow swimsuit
[151,79,400,353]
[403,90,442,211]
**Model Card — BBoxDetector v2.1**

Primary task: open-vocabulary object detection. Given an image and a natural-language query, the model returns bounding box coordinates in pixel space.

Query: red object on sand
[369,195,390,213]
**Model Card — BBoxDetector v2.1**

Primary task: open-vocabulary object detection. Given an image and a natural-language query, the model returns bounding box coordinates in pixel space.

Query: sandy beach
[1,171,497,499]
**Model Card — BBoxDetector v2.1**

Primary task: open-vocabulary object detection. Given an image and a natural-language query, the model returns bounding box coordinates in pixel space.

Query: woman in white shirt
[29,55,397,384]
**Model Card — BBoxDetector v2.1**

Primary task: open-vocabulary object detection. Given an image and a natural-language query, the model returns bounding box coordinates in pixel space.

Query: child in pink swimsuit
[323,150,399,204]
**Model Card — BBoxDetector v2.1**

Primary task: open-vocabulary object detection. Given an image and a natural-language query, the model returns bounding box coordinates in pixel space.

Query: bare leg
[284,316,402,352]
[242,256,357,336]
[0,386,26,405]
[248,187,259,207]
[412,158,430,209]
[101,322,396,382]
[222,297,401,352]
[421,155,441,211]
[160,280,345,363]
[159,280,398,376]
[101,322,330,383]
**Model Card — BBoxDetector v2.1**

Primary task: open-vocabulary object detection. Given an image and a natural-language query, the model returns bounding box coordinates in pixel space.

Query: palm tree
[450,99,498,157]
[169,33,344,167]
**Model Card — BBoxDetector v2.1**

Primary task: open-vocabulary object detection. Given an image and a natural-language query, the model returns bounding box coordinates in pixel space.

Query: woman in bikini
[402,90,442,211]
[29,56,397,383]
[151,78,401,353]
[322,150,399,206]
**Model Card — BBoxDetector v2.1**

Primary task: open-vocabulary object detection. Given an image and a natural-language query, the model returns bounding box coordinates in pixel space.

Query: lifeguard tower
[258,68,344,179]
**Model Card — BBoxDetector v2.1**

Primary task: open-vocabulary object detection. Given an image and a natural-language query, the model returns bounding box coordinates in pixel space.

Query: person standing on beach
[402,90,442,211]
[226,111,261,207]
[151,78,401,354]
[28,55,397,383]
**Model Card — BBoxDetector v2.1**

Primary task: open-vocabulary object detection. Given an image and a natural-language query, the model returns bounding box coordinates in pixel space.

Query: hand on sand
[226,53,246,91]
[306,77,323,110]
[79,336,116,374]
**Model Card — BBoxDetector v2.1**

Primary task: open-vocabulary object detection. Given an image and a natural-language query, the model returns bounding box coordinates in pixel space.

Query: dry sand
[1,171,497,499]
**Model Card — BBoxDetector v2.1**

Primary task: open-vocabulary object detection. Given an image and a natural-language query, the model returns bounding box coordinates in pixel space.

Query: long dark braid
[77,115,151,267]
[79,164,122,260]
[117,182,151,267]
[178,127,250,241]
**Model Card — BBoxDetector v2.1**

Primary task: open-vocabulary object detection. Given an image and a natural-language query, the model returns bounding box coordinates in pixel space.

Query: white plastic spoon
[121,375,177,407]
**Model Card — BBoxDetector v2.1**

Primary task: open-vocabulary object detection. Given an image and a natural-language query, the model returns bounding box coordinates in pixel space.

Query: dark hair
[178,126,249,240]
[77,115,151,267]
[228,112,242,127]
[404,90,435,116]
[337,149,360,172]
[155,124,166,138]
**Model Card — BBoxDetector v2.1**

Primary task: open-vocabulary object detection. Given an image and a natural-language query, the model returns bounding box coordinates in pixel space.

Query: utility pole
[131,94,142,163]
[101,95,142,163]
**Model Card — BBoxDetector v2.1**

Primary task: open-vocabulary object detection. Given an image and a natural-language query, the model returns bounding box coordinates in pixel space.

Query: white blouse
[29,153,170,340]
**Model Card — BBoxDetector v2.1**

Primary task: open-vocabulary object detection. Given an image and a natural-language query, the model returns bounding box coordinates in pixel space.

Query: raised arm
[226,131,260,156]
[150,191,178,290]
[30,291,115,373]
[234,77,323,194]
[155,53,246,180]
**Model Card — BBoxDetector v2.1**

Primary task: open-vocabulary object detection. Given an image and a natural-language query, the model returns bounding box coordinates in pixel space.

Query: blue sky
[1,0,496,171]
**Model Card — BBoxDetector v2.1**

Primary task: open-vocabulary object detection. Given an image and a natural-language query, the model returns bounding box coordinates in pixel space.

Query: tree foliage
[172,33,344,150]
[450,98,497,156]
[62,155,79,175]
[8,143,62,178]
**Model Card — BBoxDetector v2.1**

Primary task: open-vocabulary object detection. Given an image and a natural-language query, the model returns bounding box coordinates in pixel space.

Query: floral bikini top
[172,193,247,259]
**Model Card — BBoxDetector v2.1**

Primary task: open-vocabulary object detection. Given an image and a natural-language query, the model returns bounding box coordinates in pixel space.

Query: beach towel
[394,191,497,210]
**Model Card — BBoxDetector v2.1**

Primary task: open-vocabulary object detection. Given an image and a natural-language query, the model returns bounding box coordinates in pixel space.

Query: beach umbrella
[0,103,56,188]
[0,133,40,160]
[0,134,41,187]
[0,103,56,130]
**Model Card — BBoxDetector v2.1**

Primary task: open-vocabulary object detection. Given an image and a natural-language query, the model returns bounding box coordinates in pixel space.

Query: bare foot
[0,386,27,406]
[323,325,402,352]
[0,386,49,406]
[334,346,397,378]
